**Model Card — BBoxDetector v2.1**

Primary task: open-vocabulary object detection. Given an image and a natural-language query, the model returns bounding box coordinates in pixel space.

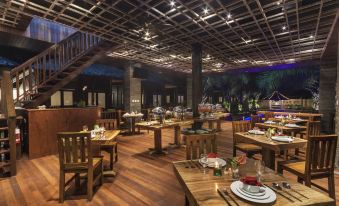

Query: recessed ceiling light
[282,26,286,31]
[203,7,209,15]
[170,1,175,7]
[227,13,231,19]
[277,1,281,5]
[309,35,314,38]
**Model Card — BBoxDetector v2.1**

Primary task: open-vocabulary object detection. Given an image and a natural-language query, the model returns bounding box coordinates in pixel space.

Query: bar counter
[27,107,101,159]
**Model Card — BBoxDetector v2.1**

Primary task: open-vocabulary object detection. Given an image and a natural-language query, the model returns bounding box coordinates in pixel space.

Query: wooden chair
[264,111,274,121]
[232,121,261,157]
[250,114,262,129]
[57,132,103,202]
[185,134,217,160]
[300,121,321,139]
[278,134,337,199]
[95,119,118,170]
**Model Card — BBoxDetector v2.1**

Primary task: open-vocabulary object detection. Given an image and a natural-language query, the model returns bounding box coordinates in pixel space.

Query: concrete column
[124,64,141,112]
[334,28,339,168]
[186,77,192,108]
[191,43,202,117]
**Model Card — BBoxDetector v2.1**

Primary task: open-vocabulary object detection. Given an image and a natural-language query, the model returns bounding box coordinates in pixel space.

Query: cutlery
[224,188,239,206]
[217,188,231,206]
[282,182,309,199]
[264,184,294,203]
[273,183,302,202]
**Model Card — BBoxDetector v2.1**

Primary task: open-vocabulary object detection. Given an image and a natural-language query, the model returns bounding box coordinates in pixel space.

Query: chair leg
[233,147,236,157]
[328,174,335,199]
[59,171,65,203]
[87,170,93,201]
[277,164,283,174]
[297,177,303,184]
[100,161,104,186]
[115,144,118,162]
[109,150,114,170]
[185,195,189,206]
[75,173,80,188]
[305,177,311,187]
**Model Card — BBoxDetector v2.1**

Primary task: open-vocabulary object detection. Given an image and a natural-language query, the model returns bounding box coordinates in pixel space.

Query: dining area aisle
[0,122,338,205]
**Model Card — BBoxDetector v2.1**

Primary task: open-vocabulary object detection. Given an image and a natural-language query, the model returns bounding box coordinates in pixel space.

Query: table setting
[173,154,332,206]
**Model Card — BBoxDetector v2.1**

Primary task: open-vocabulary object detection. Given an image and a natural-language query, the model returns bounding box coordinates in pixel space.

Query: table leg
[217,120,222,131]
[261,148,276,170]
[150,129,167,155]
[169,125,181,148]
[131,118,136,135]
[208,121,213,130]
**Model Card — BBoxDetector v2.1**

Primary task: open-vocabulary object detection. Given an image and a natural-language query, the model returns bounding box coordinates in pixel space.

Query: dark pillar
[186,77,192,108]
[124,63,142,112]
[191,43,202,118]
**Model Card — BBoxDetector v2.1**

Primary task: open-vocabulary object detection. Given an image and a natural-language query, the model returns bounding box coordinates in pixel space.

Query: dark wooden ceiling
[0,0,338,73]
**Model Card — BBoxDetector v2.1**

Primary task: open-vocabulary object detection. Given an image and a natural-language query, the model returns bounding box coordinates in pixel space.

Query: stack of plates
[230,181,276,204]
[264,121,275,124]
[271,136,294,142]
[248,130,265,135]
[199,158,226,168]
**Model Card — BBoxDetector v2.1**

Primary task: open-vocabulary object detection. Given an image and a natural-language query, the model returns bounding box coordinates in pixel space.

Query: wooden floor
[0,122,338,205]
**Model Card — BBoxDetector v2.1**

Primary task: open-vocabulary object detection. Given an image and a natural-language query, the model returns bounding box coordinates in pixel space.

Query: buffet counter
[27,107,101,159]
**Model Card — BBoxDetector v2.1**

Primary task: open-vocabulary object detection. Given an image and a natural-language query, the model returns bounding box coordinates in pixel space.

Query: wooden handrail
[10,31,101,104]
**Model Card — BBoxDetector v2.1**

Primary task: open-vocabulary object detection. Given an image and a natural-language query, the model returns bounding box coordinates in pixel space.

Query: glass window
[98,93,106,108]
[166,95,170,103]
[51,91,61,106]
[63,91,73,106]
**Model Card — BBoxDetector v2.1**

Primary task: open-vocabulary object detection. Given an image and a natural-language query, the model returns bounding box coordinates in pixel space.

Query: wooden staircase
[10,31,112,108]
[0,71,16,177]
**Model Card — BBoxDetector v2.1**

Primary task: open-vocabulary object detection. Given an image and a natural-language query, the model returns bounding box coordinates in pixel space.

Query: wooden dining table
[173,159,335,206]
[255,123,306,136]
[92,130,120,176]
[234,132,307,170]
[136,120,193,155]
[193,113,229,131]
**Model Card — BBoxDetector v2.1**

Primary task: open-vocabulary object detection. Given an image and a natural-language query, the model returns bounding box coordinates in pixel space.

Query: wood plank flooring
[0,122,338,205]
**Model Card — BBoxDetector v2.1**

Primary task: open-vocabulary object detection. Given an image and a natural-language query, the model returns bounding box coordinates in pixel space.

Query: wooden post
[191,43,202,118]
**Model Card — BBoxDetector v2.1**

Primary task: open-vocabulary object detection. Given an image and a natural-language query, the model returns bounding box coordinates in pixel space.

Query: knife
[264,184,294,203]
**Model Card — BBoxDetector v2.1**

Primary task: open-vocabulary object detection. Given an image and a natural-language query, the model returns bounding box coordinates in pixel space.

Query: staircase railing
[10,31,101,104]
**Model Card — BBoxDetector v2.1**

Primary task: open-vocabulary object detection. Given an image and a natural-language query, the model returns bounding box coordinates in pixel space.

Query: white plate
[264,121,275,124]
[248,130,265,135]
[271,136,294,142]
[199,158,226,168]
[285,124,300,128]
[231,181,276,203]
[239,186,266,197]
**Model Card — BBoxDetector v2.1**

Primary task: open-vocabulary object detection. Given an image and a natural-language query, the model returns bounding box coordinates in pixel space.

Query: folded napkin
[207,152,219,158]
[241,176,263,186]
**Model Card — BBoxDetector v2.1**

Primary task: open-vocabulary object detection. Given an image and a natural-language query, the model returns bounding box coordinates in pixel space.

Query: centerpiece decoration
[198,103,213,119]
[266,128,276,140]
[152,107,166,124]
[230,155,247,179]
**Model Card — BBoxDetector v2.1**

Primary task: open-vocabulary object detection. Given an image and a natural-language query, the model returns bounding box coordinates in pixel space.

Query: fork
[224,188,239,206]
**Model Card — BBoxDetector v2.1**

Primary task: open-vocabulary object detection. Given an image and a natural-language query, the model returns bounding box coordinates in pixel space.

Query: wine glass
[82,125,88,132]
[200,153,208,174]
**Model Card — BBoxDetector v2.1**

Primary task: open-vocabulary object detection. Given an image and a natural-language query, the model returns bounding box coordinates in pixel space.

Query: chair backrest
[101,110,116,119]
[305,135,337,175]
[250,115,262,129]
[305,121,321,139]
[185,134,217,160]
[264,111,274,120]
[57,132,93,171]
[232,121,251,144]
[96,119,117,130]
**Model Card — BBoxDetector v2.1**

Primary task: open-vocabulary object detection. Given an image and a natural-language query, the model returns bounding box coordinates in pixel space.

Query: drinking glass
[255,160,265,182]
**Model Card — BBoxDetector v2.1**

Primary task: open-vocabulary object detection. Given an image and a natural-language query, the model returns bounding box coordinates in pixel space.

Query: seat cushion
[282,161,305,176]
[236,143,261,152]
